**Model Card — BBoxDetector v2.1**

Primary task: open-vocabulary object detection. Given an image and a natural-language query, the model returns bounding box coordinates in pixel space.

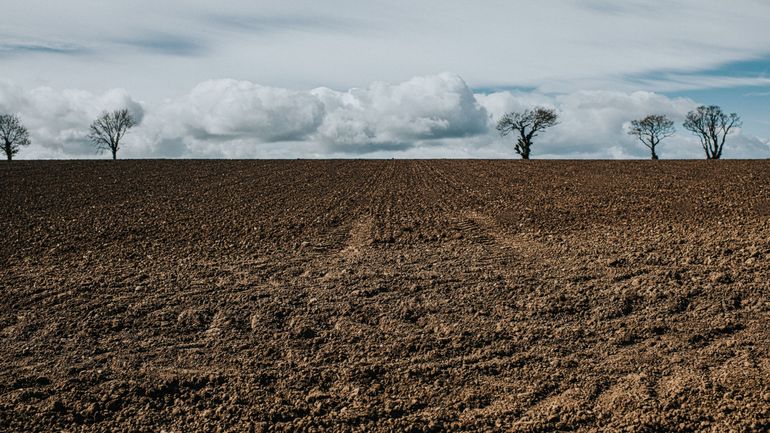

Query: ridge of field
[1,160,769,432]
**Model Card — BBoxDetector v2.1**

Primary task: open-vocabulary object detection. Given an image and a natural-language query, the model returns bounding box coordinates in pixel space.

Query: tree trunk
[112,149,117,160]
[520,144,530,160]
[519,139,531,160]
[651,148,658,160]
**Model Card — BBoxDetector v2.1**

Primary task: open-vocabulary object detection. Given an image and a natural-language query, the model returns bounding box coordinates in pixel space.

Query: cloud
[477,89,769,159]
[0,38,88,57]
[714,133,770,159]
[577,0,658,16]
[158,79,325,142]
[542,91,695,158]
[1,74,767,160]
[208,14,359,35]
[135,73,488,157]
[744,91,770,97]
[629,74,770,93]
[116,33,207,57]
[312,73,489,152]
[0,81,144,158]
[3,0,770,97]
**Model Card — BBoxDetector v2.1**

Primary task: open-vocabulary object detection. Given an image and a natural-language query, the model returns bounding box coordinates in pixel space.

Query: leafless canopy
[496,107,559,159]
[682,106,741,160]
[88,109,137,160]
[0,113,31,161]
[627,114,675,160]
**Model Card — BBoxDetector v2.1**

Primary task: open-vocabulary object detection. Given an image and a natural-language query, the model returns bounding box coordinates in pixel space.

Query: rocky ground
[1,160,768,432]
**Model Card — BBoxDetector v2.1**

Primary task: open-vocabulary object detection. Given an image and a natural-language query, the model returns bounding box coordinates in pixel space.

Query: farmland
[1,160,769,432]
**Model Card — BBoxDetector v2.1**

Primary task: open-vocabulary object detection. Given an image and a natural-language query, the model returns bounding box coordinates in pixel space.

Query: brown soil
[1,160,769,432]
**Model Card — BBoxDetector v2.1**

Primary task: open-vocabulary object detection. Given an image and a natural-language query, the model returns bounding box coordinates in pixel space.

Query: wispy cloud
[208,14,361,35]
[632,74,770,93]
[603,56,770,93]
[115,33,207,57]
[577,0,657,16]
[0,38,88,57]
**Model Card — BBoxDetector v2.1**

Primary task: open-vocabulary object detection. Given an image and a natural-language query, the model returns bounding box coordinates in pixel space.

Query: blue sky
[663,58,770,137]
[1,0,769,158]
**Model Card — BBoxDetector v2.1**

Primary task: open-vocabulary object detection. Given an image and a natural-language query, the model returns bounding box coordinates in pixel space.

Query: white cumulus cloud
[312,73,489,152]
[0,81,143,158]
[168,79,325,142]
[133,73,489,157]
[1,74,768,160]
[477,90,770,159]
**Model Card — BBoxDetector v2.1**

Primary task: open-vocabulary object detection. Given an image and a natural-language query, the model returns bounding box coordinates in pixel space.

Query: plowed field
[1,160,769,432]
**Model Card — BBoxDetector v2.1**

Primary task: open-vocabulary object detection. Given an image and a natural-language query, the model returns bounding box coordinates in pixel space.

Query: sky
[1,0,769,159]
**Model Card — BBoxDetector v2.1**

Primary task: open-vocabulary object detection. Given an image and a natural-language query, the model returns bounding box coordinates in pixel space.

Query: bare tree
[0,114,31,161]
[627,114,675,160]
[88,109,137,160]
[683,106,741,160]
[496,107,559,159]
